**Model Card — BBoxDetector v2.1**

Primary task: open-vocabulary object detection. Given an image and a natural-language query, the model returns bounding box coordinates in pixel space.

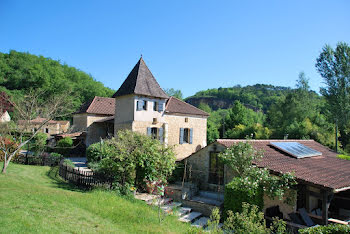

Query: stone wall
[73,113,88,131]
[186,142,227,191]
[73,113,109,131]
[165,114,207,161]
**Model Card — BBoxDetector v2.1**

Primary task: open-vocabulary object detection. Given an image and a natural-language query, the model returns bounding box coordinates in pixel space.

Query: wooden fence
[16,154,63,166]
[58,160,112,188]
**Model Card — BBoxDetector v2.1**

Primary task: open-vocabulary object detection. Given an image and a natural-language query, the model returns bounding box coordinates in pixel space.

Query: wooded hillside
[0,50,115,116]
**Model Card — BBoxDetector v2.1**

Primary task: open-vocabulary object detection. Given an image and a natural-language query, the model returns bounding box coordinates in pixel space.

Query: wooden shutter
[147,127,151,136]
[137,100,143,111]
[189,128,193,144]
[179,128,184,144]
[158,103,163,112]
[159,128,164,143]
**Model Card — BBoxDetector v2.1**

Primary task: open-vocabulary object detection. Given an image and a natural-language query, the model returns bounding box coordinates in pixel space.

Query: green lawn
[0,163,191,233]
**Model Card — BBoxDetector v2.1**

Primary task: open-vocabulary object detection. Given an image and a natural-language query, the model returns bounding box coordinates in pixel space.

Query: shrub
[56,137,73,156]
[30,132,47,153]
[224,177,263,214]
[86,141,111,163]
[224,202,268,234]
[89,130,176,191]
[63,159,75,168]
[299,224,350,234]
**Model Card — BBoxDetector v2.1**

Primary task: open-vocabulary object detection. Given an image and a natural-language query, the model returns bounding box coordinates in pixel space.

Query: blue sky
[0,1,349,97]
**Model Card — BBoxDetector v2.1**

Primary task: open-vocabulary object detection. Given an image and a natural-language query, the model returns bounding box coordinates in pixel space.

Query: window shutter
[158,103,163,112]
[147,127,151,136]
[159,128,164,143]
[189,128,193,144]
[137,100,143,111]
[179,128,184,144]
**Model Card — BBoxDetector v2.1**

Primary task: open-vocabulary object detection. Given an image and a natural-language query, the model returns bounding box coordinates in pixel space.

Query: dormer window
[137,100,148,111]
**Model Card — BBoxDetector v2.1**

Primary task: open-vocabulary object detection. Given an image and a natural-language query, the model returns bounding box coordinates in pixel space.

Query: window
[153,118,158,124]
[208,152,224,185]
[179,128,193,144]
[154,101,158,111]
[154,101,164,112]
[151,127,158,140]
[147,127,164,143]
[45,128,49,134]
[185,117,188,123]
[137,100,148,111]
[143,101,147,110]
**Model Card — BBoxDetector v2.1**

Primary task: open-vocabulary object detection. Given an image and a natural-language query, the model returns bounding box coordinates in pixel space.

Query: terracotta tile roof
[75,96,115,115]
[165,97,210,117]
[56,132,84,138]
[112,58,169,99]
[216,139,350,191]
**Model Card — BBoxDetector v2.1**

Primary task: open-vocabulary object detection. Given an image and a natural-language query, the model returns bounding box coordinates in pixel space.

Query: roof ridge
[217,139,316,142]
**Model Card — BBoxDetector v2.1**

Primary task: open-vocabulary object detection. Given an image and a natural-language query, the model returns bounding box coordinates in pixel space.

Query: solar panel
[270,142,322,159]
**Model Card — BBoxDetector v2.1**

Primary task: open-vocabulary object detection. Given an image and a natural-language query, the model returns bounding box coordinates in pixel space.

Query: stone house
[19,117,70,137]
[184,139,350,225]
[73,58,209,160]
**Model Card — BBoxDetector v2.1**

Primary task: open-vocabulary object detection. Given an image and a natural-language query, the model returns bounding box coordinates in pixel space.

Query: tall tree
[316,42,350,148]
[164,88,183,100]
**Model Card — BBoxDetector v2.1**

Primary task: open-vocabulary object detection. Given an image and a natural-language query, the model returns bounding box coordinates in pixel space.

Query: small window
[143,101,147,110]
[45,128,49,133]
[153,118,158,124]
[179,128,193,144]
[151,127,158,140]
[154,101,158,111]
[185,118,188,123]
[137,100,148,111]
[183,128,189,143]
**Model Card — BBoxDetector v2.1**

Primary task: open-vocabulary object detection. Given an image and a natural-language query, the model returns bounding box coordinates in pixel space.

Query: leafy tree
[225,101,265,130]
[87,130,176,191]
[266,72,335,147]
[316,42,350,149]
[198,102,212,113]
[219,141,296,212]
[164,88,183,100]
[0,90,73,173]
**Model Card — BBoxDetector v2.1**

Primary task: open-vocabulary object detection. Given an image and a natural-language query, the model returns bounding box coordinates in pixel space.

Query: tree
[316,42,350,149]
[0,90,73,173]
[87,130,176,191]
[219,141,296,213]
[164,88,183,100]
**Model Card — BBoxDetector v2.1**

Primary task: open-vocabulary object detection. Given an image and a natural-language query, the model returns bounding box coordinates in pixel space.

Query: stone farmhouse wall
[165,114,207,161]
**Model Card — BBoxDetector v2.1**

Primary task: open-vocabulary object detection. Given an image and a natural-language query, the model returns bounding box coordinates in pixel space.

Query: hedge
[224,177,264,216]
[299,224,350,234]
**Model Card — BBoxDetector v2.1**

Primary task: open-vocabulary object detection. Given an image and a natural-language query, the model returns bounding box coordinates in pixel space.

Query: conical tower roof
[112,58,169,99]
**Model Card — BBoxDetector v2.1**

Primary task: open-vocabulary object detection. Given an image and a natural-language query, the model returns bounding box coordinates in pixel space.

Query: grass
[0,163,191,233]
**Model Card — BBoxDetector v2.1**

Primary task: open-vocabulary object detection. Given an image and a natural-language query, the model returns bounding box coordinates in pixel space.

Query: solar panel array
[270,142,322,159]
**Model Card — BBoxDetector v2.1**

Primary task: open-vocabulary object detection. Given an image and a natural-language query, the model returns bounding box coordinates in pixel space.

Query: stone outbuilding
[184,139,350,225]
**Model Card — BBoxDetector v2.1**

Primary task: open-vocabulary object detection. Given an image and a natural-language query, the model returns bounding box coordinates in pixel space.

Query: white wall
[133,95,167,122]
[0,111,11,122]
